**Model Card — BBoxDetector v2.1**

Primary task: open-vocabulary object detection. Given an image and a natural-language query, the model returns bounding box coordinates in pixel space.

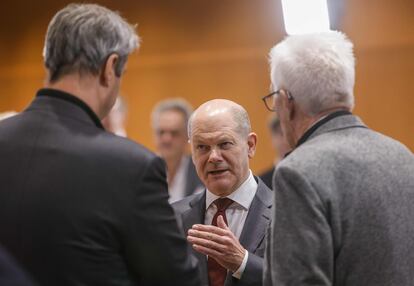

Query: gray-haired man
[151,99,203,203]
[0,4,199,286]
[263,31,414,286]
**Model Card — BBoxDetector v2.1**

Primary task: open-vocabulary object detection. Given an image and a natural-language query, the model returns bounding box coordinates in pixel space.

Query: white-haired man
[263,31,414,286]
[0,4,199,285]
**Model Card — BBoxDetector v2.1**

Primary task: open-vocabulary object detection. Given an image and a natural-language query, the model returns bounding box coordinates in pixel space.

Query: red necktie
[208,198,233,286]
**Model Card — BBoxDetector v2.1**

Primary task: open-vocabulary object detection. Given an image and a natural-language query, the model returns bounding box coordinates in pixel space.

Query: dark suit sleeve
[123,156,200,286]
[0,246,34,286]
[268,166,333,285]
[229,252,263,286]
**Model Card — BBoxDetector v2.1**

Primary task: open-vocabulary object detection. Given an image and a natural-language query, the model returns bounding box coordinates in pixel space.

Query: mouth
[207,169,229,176]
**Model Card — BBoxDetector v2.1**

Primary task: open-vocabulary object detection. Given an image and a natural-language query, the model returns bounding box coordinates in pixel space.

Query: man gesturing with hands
[173,99,273,286]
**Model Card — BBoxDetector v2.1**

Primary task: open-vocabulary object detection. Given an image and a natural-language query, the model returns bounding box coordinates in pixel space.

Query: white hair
[269,31,355,116]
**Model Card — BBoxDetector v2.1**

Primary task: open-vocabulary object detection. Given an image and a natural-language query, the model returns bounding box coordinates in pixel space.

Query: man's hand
[187,215,246,272]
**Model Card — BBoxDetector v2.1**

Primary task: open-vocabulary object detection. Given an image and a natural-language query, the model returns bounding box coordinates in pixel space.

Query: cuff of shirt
[232,250,248,279]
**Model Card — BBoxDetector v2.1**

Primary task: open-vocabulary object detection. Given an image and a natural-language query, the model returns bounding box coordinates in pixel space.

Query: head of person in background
[0,111,18,121]
[151,98,203,202]
[173,99,272,286]
[259,115,290,189]
[268,115,291,162]
[102,96,128,137]
[263,31,414,286]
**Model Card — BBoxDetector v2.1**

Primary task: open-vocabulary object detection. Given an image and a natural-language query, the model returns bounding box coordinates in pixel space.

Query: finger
[192,243,223,260]
[192,224,228,235]
[217,215,229,230]
[188,231,230,246]
[187,236,227,252]
[188,229,231,245]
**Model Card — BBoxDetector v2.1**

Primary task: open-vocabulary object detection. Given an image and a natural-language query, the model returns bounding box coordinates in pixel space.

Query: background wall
[0,0,413,174]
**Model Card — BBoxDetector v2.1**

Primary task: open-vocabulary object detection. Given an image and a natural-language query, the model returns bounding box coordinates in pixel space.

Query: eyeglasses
[261,90,293,112]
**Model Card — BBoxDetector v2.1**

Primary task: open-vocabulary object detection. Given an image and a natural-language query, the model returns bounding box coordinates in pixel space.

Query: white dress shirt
[168,156,189,203]
[205,170,257,279]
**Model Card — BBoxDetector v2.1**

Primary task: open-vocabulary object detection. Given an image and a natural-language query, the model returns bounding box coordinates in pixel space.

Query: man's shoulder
[98,132,155,160]
[172,191,205,214]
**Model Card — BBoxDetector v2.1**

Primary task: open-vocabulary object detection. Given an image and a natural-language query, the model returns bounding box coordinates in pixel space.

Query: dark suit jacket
[0,89,199,286]
[0,246,34,286]
[259,167,274,190]
[172,177,273,286]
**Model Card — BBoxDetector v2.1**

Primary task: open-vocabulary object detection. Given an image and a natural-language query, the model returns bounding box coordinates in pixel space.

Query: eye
[219,142,233,149]
[196,145,210,152]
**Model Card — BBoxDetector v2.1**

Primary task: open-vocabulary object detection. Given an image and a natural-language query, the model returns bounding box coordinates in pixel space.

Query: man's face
[154,110,188,161]
[190,112,256,196]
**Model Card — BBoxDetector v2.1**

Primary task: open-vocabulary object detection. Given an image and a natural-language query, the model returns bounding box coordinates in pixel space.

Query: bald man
[172,99,273,286]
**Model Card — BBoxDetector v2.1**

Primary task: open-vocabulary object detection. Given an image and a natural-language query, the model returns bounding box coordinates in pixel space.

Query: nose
[159,131,173,143]
[208,148,222,163]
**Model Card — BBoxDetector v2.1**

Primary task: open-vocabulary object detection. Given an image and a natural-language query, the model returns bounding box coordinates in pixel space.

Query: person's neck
[292,107,350,146]
[45,74,103,119]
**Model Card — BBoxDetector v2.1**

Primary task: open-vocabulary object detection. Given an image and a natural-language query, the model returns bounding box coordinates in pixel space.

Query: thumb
[217,215,228,229]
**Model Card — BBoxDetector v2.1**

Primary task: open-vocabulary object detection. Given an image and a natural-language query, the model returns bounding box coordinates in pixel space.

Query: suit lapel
[239,178,272,253]
[181,192,209,285]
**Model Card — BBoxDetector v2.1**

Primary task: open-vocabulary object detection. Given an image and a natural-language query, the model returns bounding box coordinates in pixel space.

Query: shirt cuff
[232,250,248,279]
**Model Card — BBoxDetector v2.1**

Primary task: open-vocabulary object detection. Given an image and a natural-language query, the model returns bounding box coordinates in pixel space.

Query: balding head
[188,99,251,140]
[189,99,257,196]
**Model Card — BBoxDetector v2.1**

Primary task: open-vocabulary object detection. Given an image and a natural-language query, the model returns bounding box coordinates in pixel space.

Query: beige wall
[0,0,413,174]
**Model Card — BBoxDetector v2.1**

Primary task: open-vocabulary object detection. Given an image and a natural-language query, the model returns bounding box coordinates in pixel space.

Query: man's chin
[206,179,235,196]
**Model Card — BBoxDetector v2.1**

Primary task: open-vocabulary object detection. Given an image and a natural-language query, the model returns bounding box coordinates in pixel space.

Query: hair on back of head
[43,3,139,83]
[269,31,355,116]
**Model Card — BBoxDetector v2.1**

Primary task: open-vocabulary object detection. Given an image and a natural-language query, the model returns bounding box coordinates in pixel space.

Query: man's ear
[247,132,257,159]
[280,90,295,121]
[99,53,119,87]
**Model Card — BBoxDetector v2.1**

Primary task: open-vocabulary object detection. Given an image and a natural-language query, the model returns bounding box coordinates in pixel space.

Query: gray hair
[269,31,355,116]
[43,4,139,82]
[188,101,251,139]
[151,98,193,132]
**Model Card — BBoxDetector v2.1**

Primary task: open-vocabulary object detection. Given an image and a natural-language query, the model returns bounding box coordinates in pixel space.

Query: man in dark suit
[151,99,203,203]
[0,4,199,286]
[173,99,273,286]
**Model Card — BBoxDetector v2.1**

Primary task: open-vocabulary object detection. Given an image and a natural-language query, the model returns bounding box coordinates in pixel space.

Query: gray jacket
[264,113,414,286]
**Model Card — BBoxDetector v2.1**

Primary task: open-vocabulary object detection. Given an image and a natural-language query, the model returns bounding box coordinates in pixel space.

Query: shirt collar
[205,170,257,211]
[36,88,104,129]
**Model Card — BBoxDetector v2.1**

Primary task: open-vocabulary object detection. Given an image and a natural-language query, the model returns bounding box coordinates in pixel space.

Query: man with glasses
[263,31,414,286]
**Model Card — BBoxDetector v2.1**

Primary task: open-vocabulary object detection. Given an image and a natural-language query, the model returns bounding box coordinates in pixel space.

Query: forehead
[156,110,186,130]
[191,113,239,141]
